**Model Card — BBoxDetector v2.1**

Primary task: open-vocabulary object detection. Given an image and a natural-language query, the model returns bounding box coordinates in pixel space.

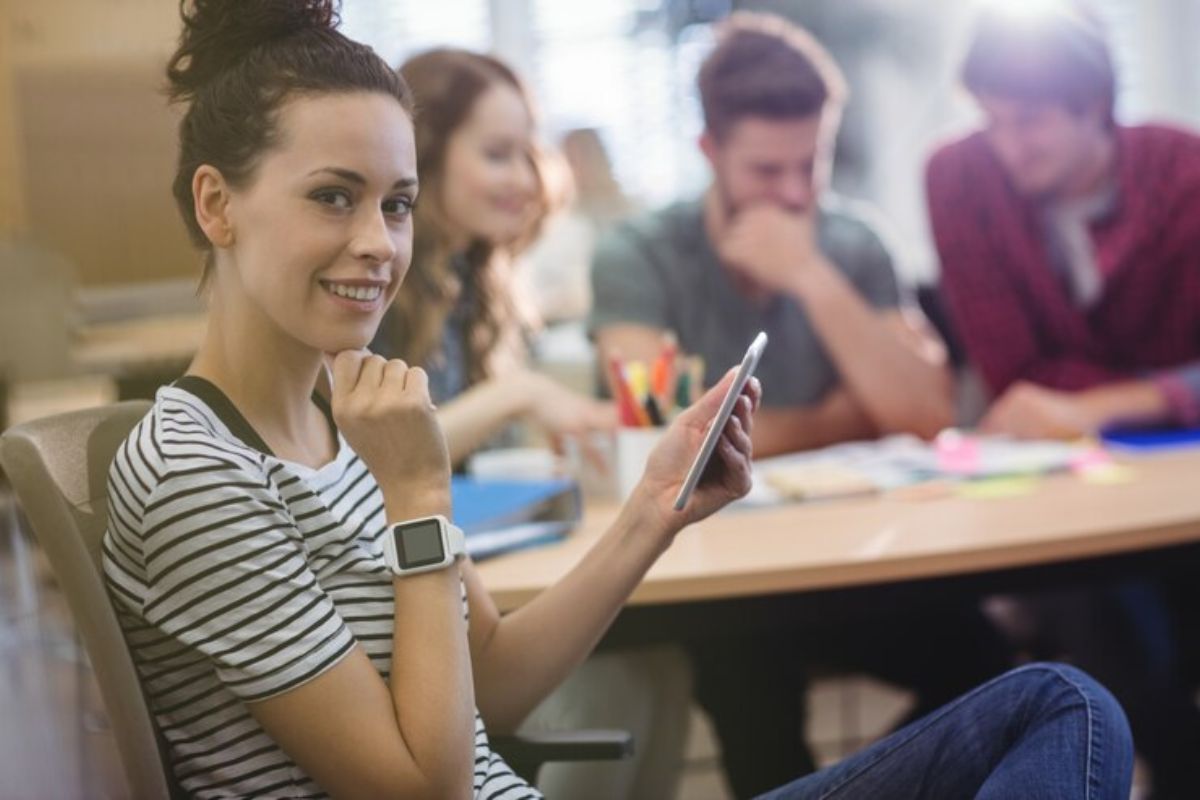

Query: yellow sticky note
[1078,464,1136,485]
[957,476,1041,499]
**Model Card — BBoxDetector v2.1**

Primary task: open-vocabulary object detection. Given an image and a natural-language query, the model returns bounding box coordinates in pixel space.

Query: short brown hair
[963,2,1115,124]
[698,12,847,141]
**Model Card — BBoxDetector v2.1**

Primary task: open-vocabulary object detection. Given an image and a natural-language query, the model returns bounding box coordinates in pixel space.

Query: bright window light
[976,0,1068,22]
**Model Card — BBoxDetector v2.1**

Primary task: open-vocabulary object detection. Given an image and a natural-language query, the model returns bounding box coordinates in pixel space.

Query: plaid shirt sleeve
[926,141,1133,396]
[1153,363,1200,426]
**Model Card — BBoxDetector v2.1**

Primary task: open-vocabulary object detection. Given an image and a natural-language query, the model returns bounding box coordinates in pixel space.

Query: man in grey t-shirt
[591,196,911,424]
[589,14,1009,797]
[590,32,952,457]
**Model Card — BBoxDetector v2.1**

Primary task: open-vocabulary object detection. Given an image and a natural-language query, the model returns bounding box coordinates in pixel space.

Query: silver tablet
[673,331,767,511]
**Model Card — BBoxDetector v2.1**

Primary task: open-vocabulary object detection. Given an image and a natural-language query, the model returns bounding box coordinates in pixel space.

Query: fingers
[579,434,611,474]
[381,357,408,392]
[978,407,1004,435]
[730,394,754,439]
[357,354,387,391]
[714,433,752,494]
[592,402,620,430]
[330,350,387,395]
[724,404,753,456]
[379,359,437,414]
[379,359,421,388]
[680,370,761,439]
[744,377,763,412]
[681,368,737,425]
[568,400,619,435]
[331,350,365,400]
[718,226,747,261]
[403,365,431,401]
[335,353,435,416]
[558,403,616,474]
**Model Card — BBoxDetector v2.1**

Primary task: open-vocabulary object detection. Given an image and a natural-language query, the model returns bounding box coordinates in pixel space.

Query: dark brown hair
[963,2,1115,125]
[384,48,548,385]
[167,0,413,280]
[698,12,847,141]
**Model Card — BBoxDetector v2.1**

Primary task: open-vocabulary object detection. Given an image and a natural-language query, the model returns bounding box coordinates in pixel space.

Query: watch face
[395,519,446,569]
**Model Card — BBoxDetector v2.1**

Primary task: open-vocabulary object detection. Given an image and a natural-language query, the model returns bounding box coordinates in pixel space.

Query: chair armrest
[490,728,634,783]
[492,728,634,763]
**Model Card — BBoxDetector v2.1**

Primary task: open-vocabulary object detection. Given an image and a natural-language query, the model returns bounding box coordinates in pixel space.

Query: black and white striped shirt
[102,379,539,799]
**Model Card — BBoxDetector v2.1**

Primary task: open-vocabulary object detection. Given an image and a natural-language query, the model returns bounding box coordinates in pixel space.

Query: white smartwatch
[382,515,467,576]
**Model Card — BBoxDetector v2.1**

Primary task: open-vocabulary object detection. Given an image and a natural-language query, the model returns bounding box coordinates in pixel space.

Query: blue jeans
[1016,581,1200,798]
[756,663,1132,800]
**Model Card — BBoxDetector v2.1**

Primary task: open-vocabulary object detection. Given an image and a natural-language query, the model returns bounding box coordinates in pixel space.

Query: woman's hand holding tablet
[672,332,766,510]
[628,332,765,537]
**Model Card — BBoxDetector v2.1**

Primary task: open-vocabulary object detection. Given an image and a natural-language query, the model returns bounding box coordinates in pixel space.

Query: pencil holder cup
[562,427,666,502]
[614,426,666,501]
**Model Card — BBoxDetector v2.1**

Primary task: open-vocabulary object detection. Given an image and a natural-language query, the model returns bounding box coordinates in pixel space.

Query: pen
[644,394,665,426]
[675,369,691,411]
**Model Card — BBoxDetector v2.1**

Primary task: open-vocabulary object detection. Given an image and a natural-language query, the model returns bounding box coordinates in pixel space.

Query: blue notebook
[451,476,581,560]
[1101,425,1200,452]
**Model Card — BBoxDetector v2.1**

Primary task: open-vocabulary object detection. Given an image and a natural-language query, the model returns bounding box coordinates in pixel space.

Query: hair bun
[167,0,341,102]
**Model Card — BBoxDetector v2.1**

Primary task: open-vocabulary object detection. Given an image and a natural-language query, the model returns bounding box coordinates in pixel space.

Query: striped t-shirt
[102,379,539,799]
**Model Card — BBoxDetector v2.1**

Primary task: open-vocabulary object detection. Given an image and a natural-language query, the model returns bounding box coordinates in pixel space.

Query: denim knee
[1010,662,1133,752]
[1014,663,1121,711]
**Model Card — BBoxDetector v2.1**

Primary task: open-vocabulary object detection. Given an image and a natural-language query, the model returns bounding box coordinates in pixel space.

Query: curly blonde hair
[384,48,552,386]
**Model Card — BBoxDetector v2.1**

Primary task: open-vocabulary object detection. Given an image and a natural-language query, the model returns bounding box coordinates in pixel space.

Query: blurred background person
[928,1,1200,441]
[926,4,1200,797]
[523,127,638,325]
[371,49,617,465]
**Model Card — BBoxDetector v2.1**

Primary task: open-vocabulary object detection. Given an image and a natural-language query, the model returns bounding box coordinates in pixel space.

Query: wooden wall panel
[0,2,27,236]
[15,61,199,285]
[2,0,198,285]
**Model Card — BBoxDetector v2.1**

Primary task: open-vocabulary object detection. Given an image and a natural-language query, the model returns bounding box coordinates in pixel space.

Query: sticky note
[957,476,1040,499]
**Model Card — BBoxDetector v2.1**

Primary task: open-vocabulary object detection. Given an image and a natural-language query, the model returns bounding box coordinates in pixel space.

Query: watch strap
[445,521,467,559]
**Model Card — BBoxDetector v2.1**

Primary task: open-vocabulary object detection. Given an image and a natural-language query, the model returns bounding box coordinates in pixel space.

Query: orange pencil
[652,339,677,409]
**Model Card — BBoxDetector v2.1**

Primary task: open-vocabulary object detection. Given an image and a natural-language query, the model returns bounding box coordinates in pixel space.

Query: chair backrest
[0,401,184,800]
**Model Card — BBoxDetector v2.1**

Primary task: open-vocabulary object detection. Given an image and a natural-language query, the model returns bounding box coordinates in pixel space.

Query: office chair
[0,402,630,796]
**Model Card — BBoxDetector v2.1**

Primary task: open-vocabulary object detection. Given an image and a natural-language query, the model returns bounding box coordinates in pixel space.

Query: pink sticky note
[1070,448,1113,474]
[936,430,980,475]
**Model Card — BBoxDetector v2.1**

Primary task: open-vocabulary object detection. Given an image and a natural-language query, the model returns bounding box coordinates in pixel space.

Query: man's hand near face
[705,189,954,439]
[717,204,827,297]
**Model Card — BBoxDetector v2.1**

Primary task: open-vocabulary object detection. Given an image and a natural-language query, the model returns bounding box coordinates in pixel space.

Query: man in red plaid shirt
[927,4,1200,797]
[927,3,1200,440]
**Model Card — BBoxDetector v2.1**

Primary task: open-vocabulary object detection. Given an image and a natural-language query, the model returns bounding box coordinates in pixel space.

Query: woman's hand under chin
[328,350,452,520]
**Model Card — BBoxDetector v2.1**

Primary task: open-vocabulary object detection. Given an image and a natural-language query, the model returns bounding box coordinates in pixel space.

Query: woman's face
[216,91,417,354]
[439,84,539,246]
